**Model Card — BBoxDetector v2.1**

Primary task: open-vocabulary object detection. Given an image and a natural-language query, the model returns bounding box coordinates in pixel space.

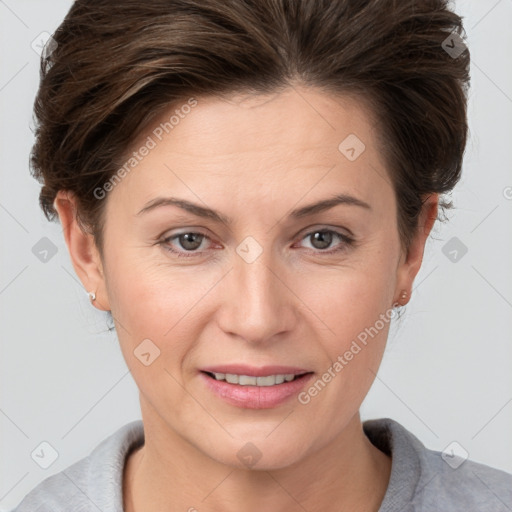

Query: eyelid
[295,223,354,240]
[158,225,355,258]
[160,229,213,249]
[159,227,211,243]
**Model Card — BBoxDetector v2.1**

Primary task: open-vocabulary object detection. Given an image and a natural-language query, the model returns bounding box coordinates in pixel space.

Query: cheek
[104,251,221,368]
[104,258,205,407]
[296,276,393,419]
[296,249,397,336]
[292,249,397,389]
[106,246,199,323]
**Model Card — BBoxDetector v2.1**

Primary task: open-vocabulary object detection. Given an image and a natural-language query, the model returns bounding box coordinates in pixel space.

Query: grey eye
[177,232,204,251]
[307,230,335,250]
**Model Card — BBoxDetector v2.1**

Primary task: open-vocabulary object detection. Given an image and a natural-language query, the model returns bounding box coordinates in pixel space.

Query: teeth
[239,375,257,385]
[211,372,299,386]
[225,373,238,384]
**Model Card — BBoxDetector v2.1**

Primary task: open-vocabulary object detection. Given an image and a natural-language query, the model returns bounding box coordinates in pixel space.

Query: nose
[216,247,297,346]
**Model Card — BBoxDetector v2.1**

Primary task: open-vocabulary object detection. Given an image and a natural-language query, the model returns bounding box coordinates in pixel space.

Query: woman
[13,0,512,511]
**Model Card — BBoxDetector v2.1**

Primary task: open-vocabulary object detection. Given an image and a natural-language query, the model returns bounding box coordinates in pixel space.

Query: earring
[393,290,408,309]
[88,291,96,303]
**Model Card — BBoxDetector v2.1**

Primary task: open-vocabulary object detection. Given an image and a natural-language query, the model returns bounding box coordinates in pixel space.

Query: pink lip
[199,367,314,409]
[200,364,310,377]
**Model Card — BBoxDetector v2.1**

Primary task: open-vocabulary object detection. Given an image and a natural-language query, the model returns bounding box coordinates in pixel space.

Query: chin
[198,433,311,471]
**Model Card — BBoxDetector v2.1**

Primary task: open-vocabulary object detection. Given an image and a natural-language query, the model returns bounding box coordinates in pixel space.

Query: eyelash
[157,228,355,259]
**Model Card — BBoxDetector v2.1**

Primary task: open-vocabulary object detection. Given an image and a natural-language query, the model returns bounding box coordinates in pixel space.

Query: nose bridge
[219,238,294,342]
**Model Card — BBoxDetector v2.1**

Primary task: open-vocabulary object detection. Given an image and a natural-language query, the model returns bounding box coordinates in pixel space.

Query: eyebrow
[136,193,371,224]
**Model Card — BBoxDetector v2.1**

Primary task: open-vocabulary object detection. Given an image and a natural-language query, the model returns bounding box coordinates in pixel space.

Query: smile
[199,369,314,409]
[205,372,306,386]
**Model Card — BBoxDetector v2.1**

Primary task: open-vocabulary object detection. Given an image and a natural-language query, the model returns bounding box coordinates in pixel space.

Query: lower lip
[200,372,314,409]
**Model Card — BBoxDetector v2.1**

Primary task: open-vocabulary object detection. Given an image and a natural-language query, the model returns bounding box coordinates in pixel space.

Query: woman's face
[60,85,434,469]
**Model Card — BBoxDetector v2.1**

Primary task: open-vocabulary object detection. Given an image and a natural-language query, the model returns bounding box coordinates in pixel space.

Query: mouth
[198,366,315,409]
[201,371,312,386]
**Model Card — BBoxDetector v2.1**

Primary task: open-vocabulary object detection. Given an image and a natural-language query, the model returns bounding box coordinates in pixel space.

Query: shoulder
[363,417,512,512]
[417,442,512,510]
[11,420,144,512]
[10,469,88,512]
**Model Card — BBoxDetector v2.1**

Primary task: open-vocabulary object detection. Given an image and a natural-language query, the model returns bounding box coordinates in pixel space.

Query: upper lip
[200,365,312,377]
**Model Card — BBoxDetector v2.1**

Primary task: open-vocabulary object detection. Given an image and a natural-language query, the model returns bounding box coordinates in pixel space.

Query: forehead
[108,85,392,214]
[156,87,378,157]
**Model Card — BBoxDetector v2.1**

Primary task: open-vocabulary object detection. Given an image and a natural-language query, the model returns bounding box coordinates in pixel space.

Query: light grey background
[1,1,511,510]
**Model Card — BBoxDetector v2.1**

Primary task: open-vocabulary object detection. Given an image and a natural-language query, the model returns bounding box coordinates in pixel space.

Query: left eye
[298,229,353,253]
[159,228,353,258]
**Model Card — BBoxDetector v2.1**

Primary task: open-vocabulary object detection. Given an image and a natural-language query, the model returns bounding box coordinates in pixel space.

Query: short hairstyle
[31,0,470,255]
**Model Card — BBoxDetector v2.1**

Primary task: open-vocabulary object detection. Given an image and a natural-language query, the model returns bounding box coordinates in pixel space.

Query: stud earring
[88,291,96,303]
[393,290,409,309]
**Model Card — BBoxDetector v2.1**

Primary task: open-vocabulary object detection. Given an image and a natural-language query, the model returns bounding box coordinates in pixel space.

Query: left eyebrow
[136,193,372,224]
[290,194,372,218]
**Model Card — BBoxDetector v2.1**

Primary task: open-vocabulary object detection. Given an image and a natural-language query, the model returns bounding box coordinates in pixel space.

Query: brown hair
[31,0,470,255]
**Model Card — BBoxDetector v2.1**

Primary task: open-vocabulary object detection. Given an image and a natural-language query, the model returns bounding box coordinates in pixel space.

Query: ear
[393,193,439,306]
[54,190,111,312]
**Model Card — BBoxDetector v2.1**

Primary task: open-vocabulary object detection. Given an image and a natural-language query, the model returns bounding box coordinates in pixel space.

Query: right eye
[159,231,212,258]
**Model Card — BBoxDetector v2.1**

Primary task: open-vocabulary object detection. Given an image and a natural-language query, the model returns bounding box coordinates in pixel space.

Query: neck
[123,403,391,512]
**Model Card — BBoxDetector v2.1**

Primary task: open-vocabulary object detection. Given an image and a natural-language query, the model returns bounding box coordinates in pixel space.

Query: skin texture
[55,84,438,512]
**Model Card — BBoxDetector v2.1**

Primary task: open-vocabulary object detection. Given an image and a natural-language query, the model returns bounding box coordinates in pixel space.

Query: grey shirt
[12,418,512,511]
